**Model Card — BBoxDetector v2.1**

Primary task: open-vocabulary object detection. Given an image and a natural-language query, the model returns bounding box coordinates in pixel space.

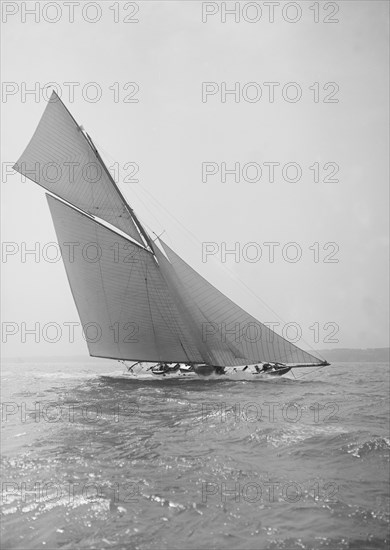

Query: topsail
[13,91,144,245]
[15,93,327,369]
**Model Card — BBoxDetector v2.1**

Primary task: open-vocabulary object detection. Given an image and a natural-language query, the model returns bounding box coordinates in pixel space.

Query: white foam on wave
[100,370,288,383]
[250,423,348,448]
[345,436,390,458]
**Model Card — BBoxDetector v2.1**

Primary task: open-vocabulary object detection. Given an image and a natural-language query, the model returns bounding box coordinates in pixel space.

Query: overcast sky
[1,1,389,358]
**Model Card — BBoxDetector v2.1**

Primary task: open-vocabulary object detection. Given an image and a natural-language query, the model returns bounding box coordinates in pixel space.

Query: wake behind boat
[14,92,329,379]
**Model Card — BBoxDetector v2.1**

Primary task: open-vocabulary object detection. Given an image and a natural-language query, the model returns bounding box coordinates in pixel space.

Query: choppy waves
[1,361,389,549]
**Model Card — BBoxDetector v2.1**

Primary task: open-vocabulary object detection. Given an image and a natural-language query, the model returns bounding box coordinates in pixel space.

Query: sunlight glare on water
[1,360,389,549]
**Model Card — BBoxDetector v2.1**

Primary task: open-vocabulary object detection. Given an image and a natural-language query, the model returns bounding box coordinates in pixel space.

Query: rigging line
[152,230,166,242]
[131,180,325,361]
[122,182,165,236]
[291,369,297,379]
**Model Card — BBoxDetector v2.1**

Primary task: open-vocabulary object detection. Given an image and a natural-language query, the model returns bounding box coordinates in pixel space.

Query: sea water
[1,360,389,549]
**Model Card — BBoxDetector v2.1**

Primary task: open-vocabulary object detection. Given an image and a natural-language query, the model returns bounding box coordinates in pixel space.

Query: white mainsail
[46,194,203,363]
[13,91,144,246]
[15,94,326,368]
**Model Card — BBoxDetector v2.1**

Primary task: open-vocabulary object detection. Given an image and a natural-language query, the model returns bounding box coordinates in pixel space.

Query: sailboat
[14,91,329,379]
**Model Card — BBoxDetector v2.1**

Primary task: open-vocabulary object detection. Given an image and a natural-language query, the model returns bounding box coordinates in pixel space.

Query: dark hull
[267,366,291,376]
